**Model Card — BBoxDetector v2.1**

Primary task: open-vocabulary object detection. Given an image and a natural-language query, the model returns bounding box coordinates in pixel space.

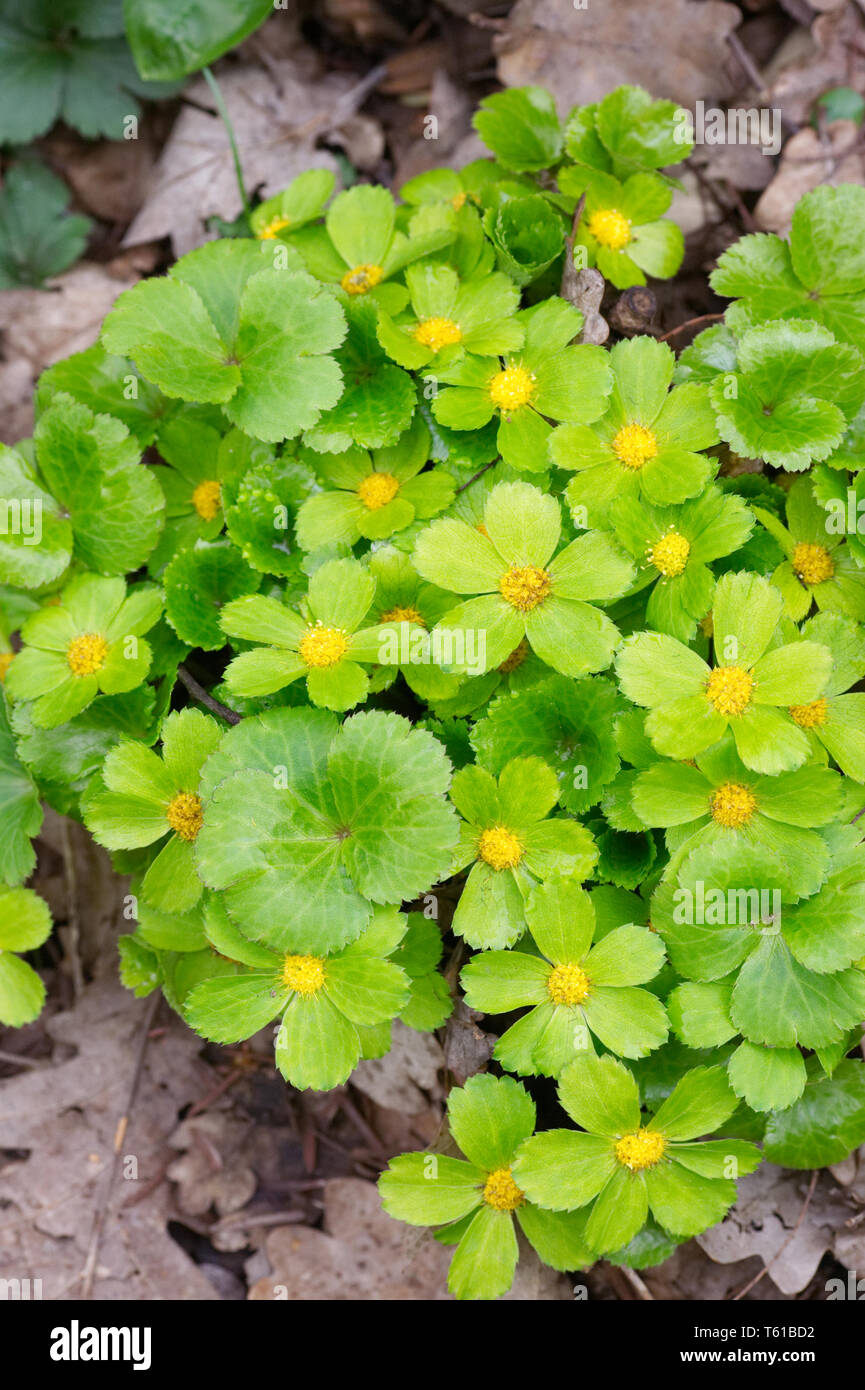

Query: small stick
[80,994,160,1299]
[659,312,725,342]
[729,1170,818,1301]
[177,665,241,725]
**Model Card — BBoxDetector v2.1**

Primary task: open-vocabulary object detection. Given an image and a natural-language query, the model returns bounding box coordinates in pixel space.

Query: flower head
[5,573,162,729]
[379,1073,595,1300]
[461,880,666,1072]
[450,760,597,949]
[83,709,223,914]
[513,1054,761,1256]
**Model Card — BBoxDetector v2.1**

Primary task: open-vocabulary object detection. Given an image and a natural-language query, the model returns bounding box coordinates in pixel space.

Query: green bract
[379,1073,594,1300]
[5,573,162,729]
[413,480,634,677]
[751,475,865,622]
[564,171,684,290]
[552,336,720,526]
[616,571,833,774]
[632,728,841,899]
[0,886,52,1025]
[564,86,694,180]
[461,879,668,1073]
[185,902,412,1091]
[429,298,613,471]
[292,183,455,314]
[294,416,454,550]
[250,169,336,243]
[377,263,523,371]
[513,1055,761,1255]
[220,558,381,711]
[448,756,597,949]
[607,486,753,641]
[82,708,222,912]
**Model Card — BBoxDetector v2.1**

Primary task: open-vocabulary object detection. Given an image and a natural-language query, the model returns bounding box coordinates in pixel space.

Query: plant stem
[177,665,242,725]
[202,65,250,218]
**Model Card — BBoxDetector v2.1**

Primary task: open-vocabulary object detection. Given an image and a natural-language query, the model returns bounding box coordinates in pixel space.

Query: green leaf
[0,446,72,590]
[473,87,562,172]
[378,1152,483,1226]
[448,1205,519,1301]
[164,542,260,650]
[34,394,165,575]
[448,1073,536,1170]
[727,1040,806,1113]
[0,160,91,289]
[0,950,45,1026]
[650,1064,737,1140]
[0,695,43,885]
[558,1053,641,1135]
[0,2,180,143]
[196,708,457,953]
[102,248,347,441]
[302,296,415,453]
[124,0,273,81]
[763,1060,865,1168]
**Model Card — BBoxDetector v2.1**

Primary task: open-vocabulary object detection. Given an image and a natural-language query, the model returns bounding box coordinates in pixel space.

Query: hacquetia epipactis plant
[2,83,865,1300]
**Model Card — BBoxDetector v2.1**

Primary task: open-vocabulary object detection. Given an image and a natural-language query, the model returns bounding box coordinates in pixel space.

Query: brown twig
[659,312,725,342]
[729,1170,819,1301]
[80,993,161,1299]
[177,665,241,725]
[456,459,498,494]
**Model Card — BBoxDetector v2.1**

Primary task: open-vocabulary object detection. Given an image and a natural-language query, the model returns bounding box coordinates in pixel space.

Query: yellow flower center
[357,471,400,510]
[588,208,632,251]
[451,190,467,210]
[499,564,551,611]
[710,781,757,829]
[615,1129,666,1171]
[547,961,590,1006]
[789,697,828,729]
[478,825,523,871]
[488,365,536,412]
[282,953,326,996]
[298,623,349,669]
[0,652,14,682]
[192,479,222,521]
[257,213,292,240]
[379,604,427,627]
[412,316,463,352]
[66,633,108,677]
[792,541,835,586]
[648,530,690,578]
[341,263,384,295]
[706,665,753,717]
[482,1167,525,1211]
[165,792,204,842]
[612,423,658,470]
[499,638,530,673]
